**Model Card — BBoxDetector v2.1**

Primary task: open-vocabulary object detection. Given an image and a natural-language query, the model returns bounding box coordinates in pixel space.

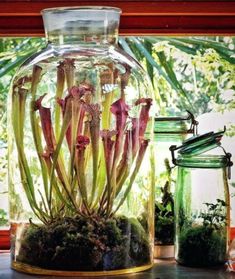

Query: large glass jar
[154,112,197,258]
[8,7,154,276]
[171,133,232,267]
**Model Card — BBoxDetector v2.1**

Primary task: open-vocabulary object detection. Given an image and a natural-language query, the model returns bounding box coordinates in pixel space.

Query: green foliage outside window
[0,36,235,225]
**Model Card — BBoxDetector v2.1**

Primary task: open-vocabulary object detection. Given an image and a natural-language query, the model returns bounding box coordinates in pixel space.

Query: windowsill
[0,253,232,278]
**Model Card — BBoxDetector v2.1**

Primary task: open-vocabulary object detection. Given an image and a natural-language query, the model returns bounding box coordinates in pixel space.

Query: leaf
[125,37,145,62]
[130,37,172,84]
[156,50,195,112]
[144,39,154,86]
[172,37,235,64]
[145,37,197,55]
[0,52,34,78]
[130,37,195,112]
[119,37,137,59]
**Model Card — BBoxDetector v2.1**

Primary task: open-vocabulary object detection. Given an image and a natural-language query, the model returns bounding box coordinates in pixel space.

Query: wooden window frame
[0,0,235,250]
[0,1,235,36]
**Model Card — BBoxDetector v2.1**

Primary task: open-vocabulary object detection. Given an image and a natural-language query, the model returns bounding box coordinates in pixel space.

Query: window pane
[0,36,234,228]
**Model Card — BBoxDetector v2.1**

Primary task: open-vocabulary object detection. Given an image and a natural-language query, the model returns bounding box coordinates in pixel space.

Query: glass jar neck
[41,7,121,46]
[154,119,189,134]
[175,155,230,169]
[154,133,187,143]
[154,114,197,135]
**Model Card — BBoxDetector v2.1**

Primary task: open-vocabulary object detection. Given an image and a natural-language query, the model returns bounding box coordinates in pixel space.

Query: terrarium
[154,112,197,258]
[171,130,233,267]
[8,7,154,276]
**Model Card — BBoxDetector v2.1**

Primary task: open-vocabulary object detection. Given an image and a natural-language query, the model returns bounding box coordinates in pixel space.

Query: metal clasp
[225,152,233,180]
[220,140,233,179]
[186,110,198,136]
[169,145,178,166]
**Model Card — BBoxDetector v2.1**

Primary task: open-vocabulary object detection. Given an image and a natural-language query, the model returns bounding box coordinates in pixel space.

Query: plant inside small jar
[11,59,152,271]
[177,199,227,267]
[155,159,174,245]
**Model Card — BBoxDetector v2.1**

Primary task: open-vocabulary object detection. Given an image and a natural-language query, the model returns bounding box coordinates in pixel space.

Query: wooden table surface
[0,253,235,279]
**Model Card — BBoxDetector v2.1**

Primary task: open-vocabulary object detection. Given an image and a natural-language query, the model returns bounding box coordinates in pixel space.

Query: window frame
[1,0,235,250]
[0,1,235,36]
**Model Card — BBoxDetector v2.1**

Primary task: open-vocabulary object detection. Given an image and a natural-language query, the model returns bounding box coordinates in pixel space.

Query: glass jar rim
[154,111,197,135]
[154,119,190,134]
[41,6,122,14]
[176,154,230,168]
[41,6,121,45]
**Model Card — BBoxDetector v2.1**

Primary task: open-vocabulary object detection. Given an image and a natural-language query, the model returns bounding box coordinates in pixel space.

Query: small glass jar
[171,134,232,267]
[154,112,197,258]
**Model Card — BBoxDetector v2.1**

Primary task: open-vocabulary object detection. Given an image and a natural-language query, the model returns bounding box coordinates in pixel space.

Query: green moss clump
[177,225,226,267]
[176,199,228,267]
[17,215,151,271]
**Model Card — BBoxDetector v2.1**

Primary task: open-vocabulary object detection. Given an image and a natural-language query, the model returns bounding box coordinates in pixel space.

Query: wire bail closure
[170,130,233,180]
[169,144,178,166]
[223,151,233,179]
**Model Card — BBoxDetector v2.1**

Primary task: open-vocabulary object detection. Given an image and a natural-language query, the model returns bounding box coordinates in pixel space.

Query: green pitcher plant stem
[55,62,65,141]
[12,77,50,223]
[12,58,153,224]
[30,66,51,216]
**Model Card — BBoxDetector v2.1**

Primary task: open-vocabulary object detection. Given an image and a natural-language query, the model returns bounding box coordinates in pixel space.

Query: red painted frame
[1,228,235,250]
[0,230,10,250]
[231,228,235,241]
[0,1,235,36]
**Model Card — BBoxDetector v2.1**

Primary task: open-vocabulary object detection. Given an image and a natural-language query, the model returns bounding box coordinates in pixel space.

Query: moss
[177,225,227,267]
[17,215,151,271]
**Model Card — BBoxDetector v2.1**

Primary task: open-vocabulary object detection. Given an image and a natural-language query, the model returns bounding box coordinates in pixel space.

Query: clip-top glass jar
[170,131,233,267]
[8,7,154,276]
[154,112,197,258]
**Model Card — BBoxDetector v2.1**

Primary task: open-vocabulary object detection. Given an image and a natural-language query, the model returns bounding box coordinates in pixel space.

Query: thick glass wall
[0,36,235,227]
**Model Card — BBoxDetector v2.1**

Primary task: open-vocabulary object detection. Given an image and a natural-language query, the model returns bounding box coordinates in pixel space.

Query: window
[1,1,235,249]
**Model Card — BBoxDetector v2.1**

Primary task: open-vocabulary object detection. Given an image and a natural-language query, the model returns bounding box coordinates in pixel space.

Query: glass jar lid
[178,130,224,156]
[170,128,233,174]
[154,110,198,135]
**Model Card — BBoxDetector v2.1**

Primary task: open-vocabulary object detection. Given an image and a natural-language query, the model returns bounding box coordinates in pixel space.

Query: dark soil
[177,225,227,267]
[17,215,151,271]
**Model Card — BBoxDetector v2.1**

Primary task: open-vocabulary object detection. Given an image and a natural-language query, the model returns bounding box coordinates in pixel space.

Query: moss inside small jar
[176,199,228,267]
